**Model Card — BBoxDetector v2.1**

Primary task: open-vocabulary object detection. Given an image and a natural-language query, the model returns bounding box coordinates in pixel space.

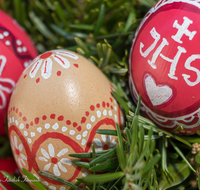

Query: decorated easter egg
[8,50,123,189]
[129,0,200,135]
[0,10,38,135]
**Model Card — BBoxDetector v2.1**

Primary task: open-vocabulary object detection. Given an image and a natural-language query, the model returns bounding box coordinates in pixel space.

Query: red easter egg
[0,157,19,190]
[129,0,200,135]
[0,10,38,135]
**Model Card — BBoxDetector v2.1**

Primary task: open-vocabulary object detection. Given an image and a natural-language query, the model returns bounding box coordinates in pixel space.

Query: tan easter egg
[8,49,123,190]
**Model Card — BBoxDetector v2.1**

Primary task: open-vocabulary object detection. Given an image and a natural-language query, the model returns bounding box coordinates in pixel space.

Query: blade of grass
[89,147,116,166]
[112,91,129,114]
[69,149,110,158]
[38,171,82,190]
[95,129,117,136]
[140,154,161,175]
[94,4,105,36]
[72,161,90,169]
[116,123,126,170]
[1,171,32,190]
[21,168,47,190]
[78,172,124,184]
[0,182,7,190]
[89,157,118,172]
[169,139,195,172]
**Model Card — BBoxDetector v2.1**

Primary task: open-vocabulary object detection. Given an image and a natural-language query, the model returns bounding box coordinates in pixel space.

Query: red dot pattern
[8,96,117,133]
[50,114,56,119]
[58,115,64,121]
[57,71,61,76]
[73,64,79,68]
[66,120,71,125]
[35,117,39,124]
[36,78,40,83]
[90,105,95,111]
[81,117,86,124]
[77,126,82,131]
[42,115,47,120]
[73,122,78,127]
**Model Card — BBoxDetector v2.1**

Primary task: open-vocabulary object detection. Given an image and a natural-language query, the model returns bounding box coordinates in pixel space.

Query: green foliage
[1,0,200,189]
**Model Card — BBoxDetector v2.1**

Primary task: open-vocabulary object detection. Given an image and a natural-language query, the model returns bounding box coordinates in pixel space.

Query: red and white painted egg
[129,0,200,135]
[8,50,123,189]
[0,10,38,135]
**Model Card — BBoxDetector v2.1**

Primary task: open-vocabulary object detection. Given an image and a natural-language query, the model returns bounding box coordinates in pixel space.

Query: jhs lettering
[139,16,199,87]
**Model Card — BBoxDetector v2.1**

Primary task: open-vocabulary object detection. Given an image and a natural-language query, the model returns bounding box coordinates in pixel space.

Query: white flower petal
[101,135,106,143]
[43,163,51,171]
[29,59,42,78]
[94,138,102,147]
[11,144,15,151]
[53,164,61,176]
[18,144,23,152]
[42,181,49,186]
[107,135,111,143]
[60,158,72,166]
[20,153,27,160]
[41,148,50,159]
[95,148,103,152]
[18,158,22,168]
[49,186,56,190]
[57,148,68,157]
[48,143,55,157]
[110,139,117,147]
[11,136,14,147]
[39,157,48,162]
[19,158,26,166]
[14,136,18,148]
[58,162,67,173]
[57,51,79,60]
[53,54,70,69]
[41,58,52,79]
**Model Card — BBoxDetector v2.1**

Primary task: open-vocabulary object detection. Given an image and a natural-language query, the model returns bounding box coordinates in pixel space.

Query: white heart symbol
[37,127,42,133]
[30,132,35,137]
[144,74,173,106]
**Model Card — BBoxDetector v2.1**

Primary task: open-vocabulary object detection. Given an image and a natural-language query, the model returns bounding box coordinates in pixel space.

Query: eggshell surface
[8,50,123,189]
[0,10,38,135]
[129,0,200,135]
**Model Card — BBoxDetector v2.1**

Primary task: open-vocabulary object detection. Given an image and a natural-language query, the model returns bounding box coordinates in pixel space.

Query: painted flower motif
[0,55,15,109]
[10,135,27,168]
[29,50,79,79]
[38,143,72,177]
[93,135,117,152]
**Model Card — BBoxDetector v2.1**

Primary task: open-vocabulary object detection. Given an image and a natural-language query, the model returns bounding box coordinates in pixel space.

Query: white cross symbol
[171,16,197,44]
